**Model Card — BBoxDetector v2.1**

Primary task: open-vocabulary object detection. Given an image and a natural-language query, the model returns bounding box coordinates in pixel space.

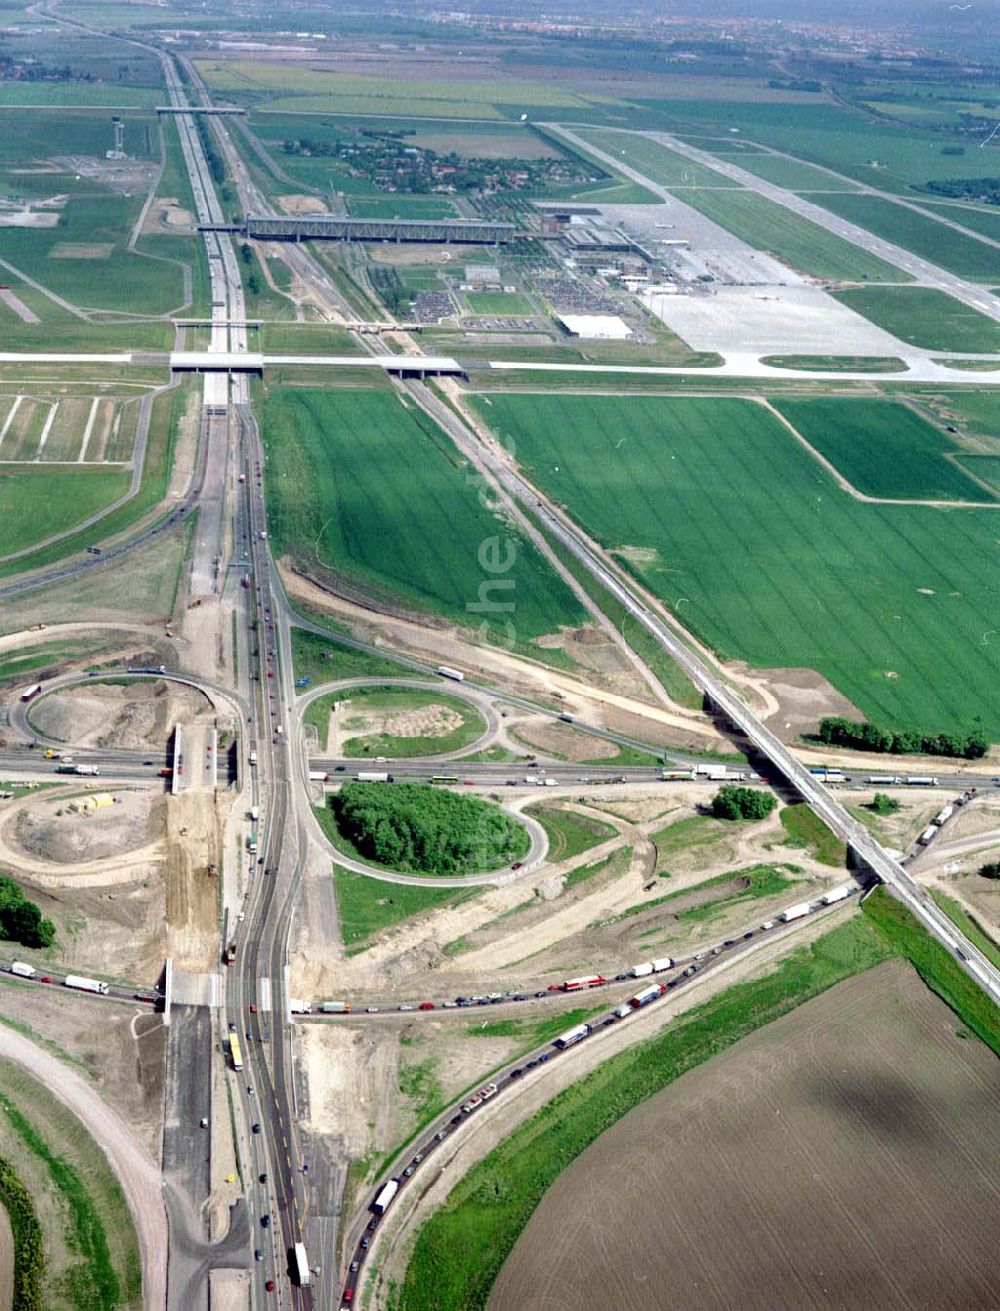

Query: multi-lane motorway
[6,15,1000,1311]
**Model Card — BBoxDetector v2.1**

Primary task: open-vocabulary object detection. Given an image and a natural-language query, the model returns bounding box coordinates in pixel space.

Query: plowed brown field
[490,960,1000,1311]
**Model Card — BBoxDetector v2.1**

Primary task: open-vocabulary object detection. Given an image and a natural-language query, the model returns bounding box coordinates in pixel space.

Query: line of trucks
[8,963,109,993]
[344,886,864,1305]
[916,795,972,845]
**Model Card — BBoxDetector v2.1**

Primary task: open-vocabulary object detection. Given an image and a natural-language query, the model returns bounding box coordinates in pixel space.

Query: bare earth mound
[12,791,164,865]
[490,961,1000,1311]
[32,679,209,751]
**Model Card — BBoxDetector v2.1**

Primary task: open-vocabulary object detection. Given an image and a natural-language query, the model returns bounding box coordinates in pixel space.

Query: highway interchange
[2,15,999,1311]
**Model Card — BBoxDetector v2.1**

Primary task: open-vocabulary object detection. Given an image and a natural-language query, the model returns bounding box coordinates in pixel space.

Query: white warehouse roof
[557,314,632,340]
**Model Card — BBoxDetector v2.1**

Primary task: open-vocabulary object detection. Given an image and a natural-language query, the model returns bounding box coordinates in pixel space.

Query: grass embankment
[0,1064,140,1311]
[863,887,1000,1054]
[527,807,615,862]
[331,865,473,954]
[929,891,1000,971]
[394,916,893,1311]
[314,686,486,759]
[778,804,847,867]
[328,783,529,876]
[527,522,702,713]
[761,355,906,372]
[291,626,409,688]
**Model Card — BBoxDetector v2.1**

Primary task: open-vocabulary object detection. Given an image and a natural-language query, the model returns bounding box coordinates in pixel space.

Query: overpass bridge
[156,105,246,115]
[0,351,465,379]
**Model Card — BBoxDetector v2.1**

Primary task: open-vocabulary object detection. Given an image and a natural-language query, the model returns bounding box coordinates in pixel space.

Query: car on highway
[40,976,53,984]
[350,1261,359,1272]
[259,1172,267,1184]
[398,1003,414,1012]
[261,1214,270,1228]
[360,1236,370,1249]
[265,1280,274,1293]
[249,1003,258,1013]
[403,1165,415,1177]
[252,1123,261,1134]
[418,1001,435,1011]
[435,1129,447,1140]
[365,1006,379,1014]
[254,1249,262,1262]
[510,861,523,870]
[343,1291,354,1304]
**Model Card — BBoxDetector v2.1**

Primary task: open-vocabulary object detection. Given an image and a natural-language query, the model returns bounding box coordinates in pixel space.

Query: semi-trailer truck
[918,825,937,845]
[320,1001,350,1014]
[821,884,855,906]
[629,984,666,1009]
[292,1242,310,1288]
[630,962,654,978]
[308,771,330,782]
[778,902,812,923]
[56,764,100,776]
[933,805,954,826]
[867,775,902,785]
[554,1022,592,1049]
[356,771,392,783]
[64,974,109,995]
[908,776,939,787]
[651,956,674,972]
[372,1179,399,1215]
[10,961,36,978]
[436,666,465,682]
[561,975,606,991]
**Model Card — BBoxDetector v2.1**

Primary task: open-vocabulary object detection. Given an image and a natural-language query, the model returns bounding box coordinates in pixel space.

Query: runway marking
[34,401,57,460]
[0,395,22,451]
[77,397,100,462]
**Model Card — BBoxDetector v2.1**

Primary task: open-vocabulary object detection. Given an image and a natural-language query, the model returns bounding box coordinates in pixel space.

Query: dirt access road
[0,1025,167,1311]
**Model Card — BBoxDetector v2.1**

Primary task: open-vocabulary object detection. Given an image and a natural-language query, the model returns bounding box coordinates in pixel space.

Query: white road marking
[0,394,22,452]
[34,401,57,460]
[77,397,100,462]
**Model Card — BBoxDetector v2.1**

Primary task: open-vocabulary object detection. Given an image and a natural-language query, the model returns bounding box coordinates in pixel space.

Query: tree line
[818,716,987,760]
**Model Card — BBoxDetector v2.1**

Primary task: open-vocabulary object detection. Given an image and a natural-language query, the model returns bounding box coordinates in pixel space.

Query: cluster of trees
[924,176,1000,206]
[0,875,55,948]
[981,862,1000,880]
[869,793,900,816]
[331,783,526,874]
[711,785,777,822]
[369,266,407,314]
[0,1154,45,1311]
[818,716,988,760]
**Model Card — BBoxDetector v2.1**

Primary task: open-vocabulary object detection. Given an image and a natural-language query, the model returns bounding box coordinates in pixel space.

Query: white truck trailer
[821,883,855,906]
[10,961,36,978]
[64,974,109,995]
[779,902,813,923]
[372,1179,399,1215]
[436,665,465,682]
